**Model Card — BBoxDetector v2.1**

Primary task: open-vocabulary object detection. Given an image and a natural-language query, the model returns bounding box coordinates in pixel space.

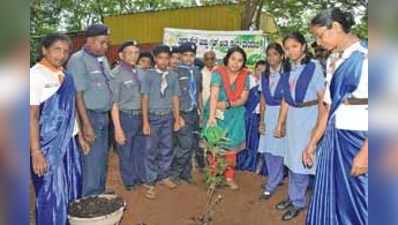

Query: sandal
[225,179,239,190]
[144,185,156,200]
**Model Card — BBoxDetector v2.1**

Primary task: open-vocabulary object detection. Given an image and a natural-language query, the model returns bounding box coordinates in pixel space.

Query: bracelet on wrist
[226,100,231,109]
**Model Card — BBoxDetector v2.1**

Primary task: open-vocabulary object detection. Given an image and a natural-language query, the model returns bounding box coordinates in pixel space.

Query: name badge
[123,80,134,85]
[90,70,102,74]
[179,77,189,81]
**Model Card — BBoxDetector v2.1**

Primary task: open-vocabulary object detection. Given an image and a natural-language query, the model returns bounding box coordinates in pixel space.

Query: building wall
[104,4,242,45]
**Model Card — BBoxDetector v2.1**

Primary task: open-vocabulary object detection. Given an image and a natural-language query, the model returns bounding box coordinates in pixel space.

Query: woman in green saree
[203,46,250,190]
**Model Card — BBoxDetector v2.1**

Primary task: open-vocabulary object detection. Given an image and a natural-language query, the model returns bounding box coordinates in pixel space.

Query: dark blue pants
[288,170,310,208]
[263,153,284,193]
[117,112,144,187]
[171,111,198,180]
[144,114,174,184]
[81,111,109,196]
[193,117,205,169]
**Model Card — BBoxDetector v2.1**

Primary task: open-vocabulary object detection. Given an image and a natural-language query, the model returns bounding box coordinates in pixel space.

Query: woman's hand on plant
[207,117,217,127]
[216,101,227,111]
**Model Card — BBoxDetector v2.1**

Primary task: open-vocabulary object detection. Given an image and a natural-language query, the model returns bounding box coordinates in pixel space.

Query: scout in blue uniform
[110,40,146,191]
[137,52,154,70]
[141,45,184,199]
[170,42,202,183]
[274,32,325,221]
[169,45,181,70]
[67,24,114,196]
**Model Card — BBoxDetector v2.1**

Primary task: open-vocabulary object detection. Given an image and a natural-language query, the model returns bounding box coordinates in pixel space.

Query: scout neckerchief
[178,64,197,108]
[39,58,65,84]
[83,46,113,106]
[155,66,169,97]
[282,61,316,107]
[216,66,250,102]
[261,65,284,106]
[83,46,112,84]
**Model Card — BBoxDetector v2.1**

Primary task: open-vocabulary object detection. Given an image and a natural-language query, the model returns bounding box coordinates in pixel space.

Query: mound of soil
[105,152,306,225]
[69,195,124,218]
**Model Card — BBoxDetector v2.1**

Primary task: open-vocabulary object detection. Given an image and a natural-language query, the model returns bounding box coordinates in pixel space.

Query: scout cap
[118,40,138,53]
[171,45,181,54]
[85,24,110,37]
[153,45,172,56]
[179,42,197,54]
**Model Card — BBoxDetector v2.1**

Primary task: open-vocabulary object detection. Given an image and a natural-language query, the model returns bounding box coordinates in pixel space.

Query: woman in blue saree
[303,8,368,225]
[30,33,88,225]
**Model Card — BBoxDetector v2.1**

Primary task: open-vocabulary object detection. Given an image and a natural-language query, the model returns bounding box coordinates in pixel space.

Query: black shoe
[275,199,292,210]
[171,177,182,184]
[281,206,302,221]
[181,176,193,184]
[103,189,116,195]
[125,185,137,191]
[259,191,272,200]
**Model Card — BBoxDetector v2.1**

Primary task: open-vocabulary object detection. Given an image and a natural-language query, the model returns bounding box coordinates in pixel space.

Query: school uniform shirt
[284,59,325,175]
[30,63,79,136]
[257,66,287,156]
[67,49,114,112]
[141,68,181,114]
[324,41,368,131]
[248,74,261,114]
[110,63,145,111]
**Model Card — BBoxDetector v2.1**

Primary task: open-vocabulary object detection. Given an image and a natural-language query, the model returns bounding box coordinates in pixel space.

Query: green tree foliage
[30,0,367,63]
[262,0,368,39]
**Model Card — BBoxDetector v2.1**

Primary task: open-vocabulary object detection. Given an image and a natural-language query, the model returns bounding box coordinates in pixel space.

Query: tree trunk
[254,0,265,29]
[240,0,264,30]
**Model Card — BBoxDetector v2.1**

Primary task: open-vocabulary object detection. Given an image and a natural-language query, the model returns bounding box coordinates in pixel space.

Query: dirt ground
[106,152,306,225]
[30,151,306,225]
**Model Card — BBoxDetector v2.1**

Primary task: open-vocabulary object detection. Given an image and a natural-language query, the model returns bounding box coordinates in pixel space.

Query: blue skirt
[306,120,368,225]
[237,112,260,172]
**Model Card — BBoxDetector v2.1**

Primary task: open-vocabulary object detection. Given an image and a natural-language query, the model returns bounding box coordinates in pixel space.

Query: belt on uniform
[150,111,171,116]
[296,100,318,108]
[121,109,142,115]
[87,109,109,114]
[344,97,368,105]
[180,107,197,114]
